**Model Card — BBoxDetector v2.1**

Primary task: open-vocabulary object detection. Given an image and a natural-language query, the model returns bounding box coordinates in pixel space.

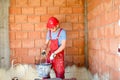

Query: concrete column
[84,0,88,68]
[0,0,10,69]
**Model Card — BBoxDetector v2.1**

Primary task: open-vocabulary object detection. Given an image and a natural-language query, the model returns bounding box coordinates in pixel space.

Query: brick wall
[87,0,120,80]
[9,0,85,66]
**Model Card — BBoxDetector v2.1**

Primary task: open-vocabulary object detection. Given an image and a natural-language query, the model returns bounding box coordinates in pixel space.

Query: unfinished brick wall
[9,0,85,66]
[87,0,120,80]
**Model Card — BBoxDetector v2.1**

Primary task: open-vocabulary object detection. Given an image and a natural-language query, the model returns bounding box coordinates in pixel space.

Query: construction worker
[41,16,66,79]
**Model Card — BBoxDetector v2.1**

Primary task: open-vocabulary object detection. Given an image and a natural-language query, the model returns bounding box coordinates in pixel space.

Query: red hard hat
[47,17,59,28]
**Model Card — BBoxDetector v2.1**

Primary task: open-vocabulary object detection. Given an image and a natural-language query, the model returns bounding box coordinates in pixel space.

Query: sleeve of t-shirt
[60,29,66,40]
[46,31,50,40]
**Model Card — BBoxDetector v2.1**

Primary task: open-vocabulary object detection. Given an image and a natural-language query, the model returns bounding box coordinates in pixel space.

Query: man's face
[49,25,58,32]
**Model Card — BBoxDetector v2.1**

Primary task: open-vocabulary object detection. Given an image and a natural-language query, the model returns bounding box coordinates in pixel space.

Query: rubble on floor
[0,64,109,80]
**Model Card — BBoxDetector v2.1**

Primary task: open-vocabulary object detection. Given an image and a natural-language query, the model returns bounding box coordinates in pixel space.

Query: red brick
[60,23,72,30]
[48,7,59,14]
[87,21,91,30]
[100,3,105,13]
[67,0,83,7]
[10,49,15,56]
[35,40,45,48]
[114,0,120,6]
[40,15,52,22]
[79,15,84,23]
[21,56,35,64]
[100,14,106,26]
[95,5,101,16]
[41,32,47,39]
[98,50,105,63]
[79,31,84,37]
[104,24,115,38]
[115,22,120,37]
[100,39,110,52]
[22,40,34,48]
[15,48,28,56]
[89,63,97,74]
[10,40,22,48]
[88,40,92,48]
[66,15,79,23]
[91,50,98,62]
[88,39,95,49]
[67,31,79,39]
[16,0,28,7]
[9,15,15,23]
[35,7,47,15]
[87,0,92,3]
[95,16,101,27]
[113,7,119,22]
[22,23,34,31]
[107,11,114,24]
[105,54,115,68]
[109,38,118,53]
[110,69,120,80]
[88,0,102,12]
[41,0,53,6]
[104,13,109,25]
[64,56,73,65]
[87,13,91,21]
[28,15,40,23]
[73,39,84,48]
[66,40,72,47]
[10,0,16,6]
[28,48,40,56]
[60,7,72,14]
[88,20,95,29]
[22,7,34,15]
[16,32,28,40]
[101,63,109,74]
[78,48,84,55]
[94,40,101,50]
[97,27,105,39]
[88,31,92,39]
[28,0,40,7]
[103,0,113,12]
[92,7,98,18]
[66,47,79,55]
[91,29,98,39]
[9,32,16,40]
[73,7,84,14]
[35,23,47,31]
[15,15,27,23]
[73,55,85,66]
[114,56,120,71]
[87,1,94,12]
[9,7,21,14]
[73,23,84,30]
[9,23,21,31]
[53,15,66,23]
[118,37,120,44]
[54,0,66,7]
[28,32,41,39]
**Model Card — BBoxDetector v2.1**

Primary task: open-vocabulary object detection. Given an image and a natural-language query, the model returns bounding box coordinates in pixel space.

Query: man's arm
[43,39,50,50]
[54,40,66,55]
[41,39,50,55]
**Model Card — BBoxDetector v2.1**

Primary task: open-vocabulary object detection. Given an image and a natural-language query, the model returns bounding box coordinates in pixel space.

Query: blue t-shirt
[46,28,66,46]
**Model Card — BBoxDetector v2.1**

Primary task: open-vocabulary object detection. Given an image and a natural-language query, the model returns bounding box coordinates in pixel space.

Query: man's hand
[41,50,46,55]
[50,53,56,60]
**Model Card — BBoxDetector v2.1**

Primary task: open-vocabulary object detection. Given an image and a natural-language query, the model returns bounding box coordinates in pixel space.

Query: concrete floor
[50,65,93,80]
